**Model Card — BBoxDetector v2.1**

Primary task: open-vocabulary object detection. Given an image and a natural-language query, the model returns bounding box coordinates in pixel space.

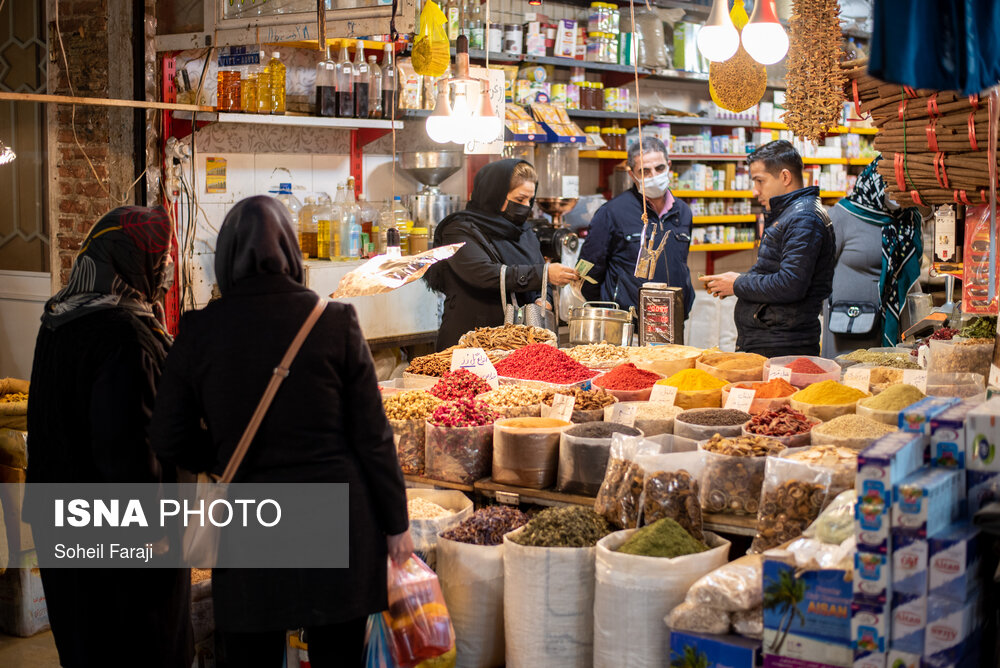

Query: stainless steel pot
[569,301,634,346]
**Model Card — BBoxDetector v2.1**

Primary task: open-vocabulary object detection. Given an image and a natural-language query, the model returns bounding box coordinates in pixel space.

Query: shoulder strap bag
[828,301,881,337]
[182,296,327,567]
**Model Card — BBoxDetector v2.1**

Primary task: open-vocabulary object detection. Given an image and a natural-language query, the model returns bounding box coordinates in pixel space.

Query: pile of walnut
[783,0,846,142]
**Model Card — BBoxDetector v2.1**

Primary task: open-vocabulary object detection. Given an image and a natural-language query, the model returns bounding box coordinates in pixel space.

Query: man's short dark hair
[627,136,668,171]
[747,140,803,182]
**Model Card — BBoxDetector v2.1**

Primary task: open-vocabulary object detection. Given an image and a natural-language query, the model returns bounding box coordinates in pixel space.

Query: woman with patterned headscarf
[823,156,925,356]
[25,206,194,667]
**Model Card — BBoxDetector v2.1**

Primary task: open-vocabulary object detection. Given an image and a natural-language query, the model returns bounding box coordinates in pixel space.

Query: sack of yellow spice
[657,369,728,410]
[789,380,870,422]
[413,0,450,77]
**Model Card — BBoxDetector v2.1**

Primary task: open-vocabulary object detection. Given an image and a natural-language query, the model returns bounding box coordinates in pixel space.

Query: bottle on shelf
[256,50,272,114]
[358,194,378,255]
[468,0,484,50]
[343,178,363,259]
[332,185,347,258]
[445,0,461,43]
[381,44,397,120]
[316,44,337,117]
[268,52,286,115]
[240,59,258,113]
[353,41,370,119]
[367,55,382,119]
[315,196,334,260]
[336,41,355,118]
[272,182,302,221]
[379,196,411,255]
[216,67,241,112]
[299,196,319,258]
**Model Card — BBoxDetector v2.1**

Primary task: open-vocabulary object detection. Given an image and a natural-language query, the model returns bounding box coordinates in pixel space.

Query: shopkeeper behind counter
[425,159,579,350]
[578,136,695,319]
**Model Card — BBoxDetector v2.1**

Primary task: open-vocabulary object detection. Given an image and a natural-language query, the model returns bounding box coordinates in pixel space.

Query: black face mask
[502,200,531,225]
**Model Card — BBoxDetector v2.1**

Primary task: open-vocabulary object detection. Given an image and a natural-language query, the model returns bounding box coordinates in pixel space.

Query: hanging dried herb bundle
[782,0,846,142]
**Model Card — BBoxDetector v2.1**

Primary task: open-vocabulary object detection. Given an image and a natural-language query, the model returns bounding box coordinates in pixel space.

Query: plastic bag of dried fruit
[594,434,659,529]
[749,458,831,554]
[331,244,463,298]
[634,450,705,541]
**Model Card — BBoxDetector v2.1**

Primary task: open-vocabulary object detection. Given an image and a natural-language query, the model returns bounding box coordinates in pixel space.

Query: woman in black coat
[426,159,579,350]
[25,206,194,668]
[149,196,412,668]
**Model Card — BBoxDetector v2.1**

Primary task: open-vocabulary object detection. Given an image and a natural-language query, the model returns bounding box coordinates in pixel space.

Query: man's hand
[699,272,740,299]
[387,530,414,566]
[548,263,580,287]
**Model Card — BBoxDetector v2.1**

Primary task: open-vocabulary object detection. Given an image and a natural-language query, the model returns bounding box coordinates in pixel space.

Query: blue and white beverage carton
[928,523,981,603]
[899,397,960,435]
[890,530,927,599]
[892,468,961,537]
[855,433,926,552]
[964,397,1000,472]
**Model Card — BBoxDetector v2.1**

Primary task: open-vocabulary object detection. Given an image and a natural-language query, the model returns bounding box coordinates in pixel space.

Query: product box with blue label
[964,397,1000,471]
[851,652,885,668]
[885,649,919,668]
[899,397,960,435]
[966,469,1000,514]
[851,600,889,667]
[668,630,761,668]
[930,401,979,469]
[856,433,926,552]
[763,656,849,668]
[890,530,927,599]
[892,468,961,536]
[889,590,926,655]
[922,595,982,668]
[853,551,890,603]
[928,523,981,602]
[763,558,852,667]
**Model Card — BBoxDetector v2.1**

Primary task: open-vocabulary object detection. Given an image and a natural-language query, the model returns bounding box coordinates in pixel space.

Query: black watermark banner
[4,483,349,569]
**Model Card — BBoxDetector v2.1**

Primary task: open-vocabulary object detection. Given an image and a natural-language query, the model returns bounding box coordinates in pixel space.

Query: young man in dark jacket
[578,136,694,319]
[700,140,836,356]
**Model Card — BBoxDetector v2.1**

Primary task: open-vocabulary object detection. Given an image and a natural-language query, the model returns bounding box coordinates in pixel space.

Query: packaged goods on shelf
[928,523,981,603]
[669,632,761,668]
[854,549,891,604]
[855,432,927,553]
[899,396,962,435]
[892,468,962,537]
[749,458,831,553]
[851,599,890,668]
[964,397,1000,471]
[930,400,981,469]
[595,433,659,529]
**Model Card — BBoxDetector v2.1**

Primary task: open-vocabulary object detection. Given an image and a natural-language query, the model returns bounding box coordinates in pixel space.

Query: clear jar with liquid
[216,69,241,111]
[256,51,272,114]
[268,52,286,114]
[298,197,319,258]
[241,63,258,113]
[316,45,337,117]
[315,199,333,260]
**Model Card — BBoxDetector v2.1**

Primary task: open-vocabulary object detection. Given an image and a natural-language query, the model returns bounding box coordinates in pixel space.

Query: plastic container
[425,422,494,484]
[390,417,426,474]
[925,372,987,399]
[789,395,868,422]
[626,345,702,377]
[602,401,682,437]
[556,423,644,496]
[741,421,817,449]
[696,353,766,383]
[763,356,842,388]
[721,381,794,414]
[492,418,572,489]
[928,338,994,378]
[673,408,752,441]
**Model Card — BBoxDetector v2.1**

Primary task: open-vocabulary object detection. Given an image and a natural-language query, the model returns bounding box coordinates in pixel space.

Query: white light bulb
[449,93,475,144]
[475,114,503,141]
[741,22,789,65]
[426,116,453,144]
[697,24,740,62]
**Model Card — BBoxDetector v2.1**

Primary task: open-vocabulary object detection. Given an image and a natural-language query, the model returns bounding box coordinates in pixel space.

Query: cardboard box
[928,523,981,602]
[899,397,961,435]
[853,551,890,603]
[764,656,845,668]
[889,591,926,655]
[851,600,889,665]
[856,433,926,552]
[892,468,961,536]
[890,530,927,599]
[763,558,852,667]
[885,649,919,668]
[922,595,982,667]
[553,19,576,58]
[930,402,977,469]
[668,631,761,668]
[966,469,1000,514]
[965,397,1000,471]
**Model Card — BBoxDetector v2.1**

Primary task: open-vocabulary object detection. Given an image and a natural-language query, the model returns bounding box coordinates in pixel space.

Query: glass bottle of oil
[268,52,286,115]
[315,197,333,260]
[241,56,260,113]
[298,197,319,258]
[256,51,271,114]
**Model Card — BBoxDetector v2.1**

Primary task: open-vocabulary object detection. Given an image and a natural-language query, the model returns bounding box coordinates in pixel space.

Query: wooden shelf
[671,154,748,161]
[692,215,757,224]
[820,191,848,198]
[404,474,475,494]
[171,110,403,130]
[760,121,878,135]
[673,190,754,198]
[580,150,627,159]
[566,109,647,121]
[651,115,757,128]
[689,242,756,252]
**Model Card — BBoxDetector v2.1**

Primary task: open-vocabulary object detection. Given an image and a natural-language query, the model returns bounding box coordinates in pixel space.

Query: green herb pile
[960,316,997,340]
[615,518,709,558]
[510,506,612,548]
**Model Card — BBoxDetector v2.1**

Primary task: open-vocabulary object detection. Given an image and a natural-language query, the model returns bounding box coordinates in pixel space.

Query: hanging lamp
[741,0,789,65]
[425,35,502,145]
[696,0,739,63]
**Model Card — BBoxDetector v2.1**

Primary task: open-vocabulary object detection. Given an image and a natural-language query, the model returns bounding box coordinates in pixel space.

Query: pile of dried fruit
[428,398,496,428]
[428,369,492,401]
[746,406,816,437]
[542,388,617,411]
[458,324,556,350]
[383,390,442,421]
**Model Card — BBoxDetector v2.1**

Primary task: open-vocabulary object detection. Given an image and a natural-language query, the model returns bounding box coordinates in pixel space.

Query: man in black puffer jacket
[701,141,836,356]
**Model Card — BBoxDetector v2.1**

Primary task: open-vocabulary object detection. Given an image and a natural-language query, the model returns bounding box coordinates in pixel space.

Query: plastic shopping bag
[412,0,450,77]
[365,614,399,668]
[385,555,455,668]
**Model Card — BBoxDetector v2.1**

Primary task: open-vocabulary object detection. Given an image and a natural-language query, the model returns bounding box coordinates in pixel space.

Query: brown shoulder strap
[219,297,327,484]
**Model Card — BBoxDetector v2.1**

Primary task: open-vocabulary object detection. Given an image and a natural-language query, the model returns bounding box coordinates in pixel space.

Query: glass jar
[593,82,605,110]
[409,227,430,254]
[216,69,241,111]
[607,32,620,64]
[586,32,603,62]
[600,127,613,148]
[588,2,605,33]
[606,3,620,34]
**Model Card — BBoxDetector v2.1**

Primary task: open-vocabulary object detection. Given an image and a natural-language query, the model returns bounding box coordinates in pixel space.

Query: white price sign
[902,369,928,393]
[725,387,756,413]
[768,365,793,382]
[450,347,499,389]
[549,393,576,423]
[610,402,638,428]
[648,383,678,406]
[843,367,872,392]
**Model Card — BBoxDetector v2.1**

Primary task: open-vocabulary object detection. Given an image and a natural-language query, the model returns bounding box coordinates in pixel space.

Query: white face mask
[636,170,671,199]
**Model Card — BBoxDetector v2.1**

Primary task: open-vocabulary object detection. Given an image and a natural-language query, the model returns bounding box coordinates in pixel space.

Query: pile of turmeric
[658,369,729,392]
[792,380,868,406]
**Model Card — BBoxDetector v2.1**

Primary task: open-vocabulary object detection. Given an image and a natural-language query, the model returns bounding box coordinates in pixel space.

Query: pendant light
[696,0,739,63]
[0,139,14,165]
[741,0,789,65]
[425,35,502,145]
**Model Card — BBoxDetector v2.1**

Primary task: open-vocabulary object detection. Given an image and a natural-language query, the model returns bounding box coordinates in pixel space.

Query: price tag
[990,363,1000,388]
[450,347,499,389]
[903,369,928,393]
[843,366,872,392]
[768,365,793,382]
[917,346,929,369]
[549,393,576,423]
[648,383,678,406]
[725,387,756,413]
[610,402,638,428]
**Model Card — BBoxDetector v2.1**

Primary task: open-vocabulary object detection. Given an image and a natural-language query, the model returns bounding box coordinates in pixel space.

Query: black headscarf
[215,196,304,294]
[426,159,539,293]
[44,206,173,333]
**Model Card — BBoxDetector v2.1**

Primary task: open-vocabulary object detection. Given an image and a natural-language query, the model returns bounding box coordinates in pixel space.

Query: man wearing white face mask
[578,136,694,319]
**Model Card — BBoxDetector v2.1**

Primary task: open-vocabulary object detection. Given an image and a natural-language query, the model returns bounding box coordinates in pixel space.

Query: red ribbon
[957,190,972,205]
[970,93,980,110]
[904,86,918,98]
[898,98,908,121]
[969,112,979,150]
[852,79,866,120]
[934,152,949,189]
[894,153,908,192]
[927,93,940,118]
[926,117,939,151]
[910,190,924,206]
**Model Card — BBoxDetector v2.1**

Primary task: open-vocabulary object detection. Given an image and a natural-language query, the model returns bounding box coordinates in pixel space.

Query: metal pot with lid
[569,301,634,346]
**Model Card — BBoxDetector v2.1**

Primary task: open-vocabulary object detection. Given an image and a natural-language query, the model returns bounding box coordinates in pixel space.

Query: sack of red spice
[494,344,595,385]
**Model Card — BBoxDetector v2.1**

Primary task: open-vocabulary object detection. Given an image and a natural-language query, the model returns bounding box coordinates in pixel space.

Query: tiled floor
[0,632,60,667]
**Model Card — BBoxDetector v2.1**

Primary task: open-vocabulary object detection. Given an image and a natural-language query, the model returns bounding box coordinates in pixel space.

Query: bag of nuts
[594,434,660,529]
[634,450,706,541]
[698,435,785,516]
[748,457,831,554]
